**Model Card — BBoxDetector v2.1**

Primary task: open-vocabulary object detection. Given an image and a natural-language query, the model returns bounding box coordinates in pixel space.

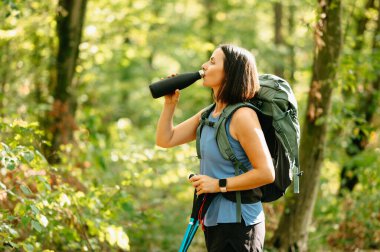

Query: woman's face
[201,48,225,89]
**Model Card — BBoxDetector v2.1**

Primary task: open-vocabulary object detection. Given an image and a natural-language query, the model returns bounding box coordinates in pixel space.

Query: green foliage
[0,118,134,251]
[0,0,379,251]
[309,148,380,251]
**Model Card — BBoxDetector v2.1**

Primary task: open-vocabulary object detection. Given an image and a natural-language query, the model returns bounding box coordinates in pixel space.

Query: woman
[156,44,275,252]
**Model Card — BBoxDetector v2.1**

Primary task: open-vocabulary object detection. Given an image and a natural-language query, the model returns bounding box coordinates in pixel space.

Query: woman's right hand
[164,89,180,105]
[162,73,180,105]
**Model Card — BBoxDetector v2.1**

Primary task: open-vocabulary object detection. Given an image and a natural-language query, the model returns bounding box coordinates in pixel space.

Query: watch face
[219,179,227,187]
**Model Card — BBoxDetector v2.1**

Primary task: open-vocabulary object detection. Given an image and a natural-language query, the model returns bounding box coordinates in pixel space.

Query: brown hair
[215,44,260,104]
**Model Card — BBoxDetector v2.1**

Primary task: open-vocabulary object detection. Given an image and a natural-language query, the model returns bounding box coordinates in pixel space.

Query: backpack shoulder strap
[196,103,216,159]
[215,102,255,164]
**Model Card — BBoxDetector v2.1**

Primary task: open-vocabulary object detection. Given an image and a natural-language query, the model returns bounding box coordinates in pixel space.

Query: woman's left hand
[189,175,219,195]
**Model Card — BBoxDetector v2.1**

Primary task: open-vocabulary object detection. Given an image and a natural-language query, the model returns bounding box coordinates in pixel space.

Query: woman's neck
[213,101,227,117]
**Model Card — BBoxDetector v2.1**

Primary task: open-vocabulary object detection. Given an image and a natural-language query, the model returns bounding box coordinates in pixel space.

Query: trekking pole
[178,217,196,252]
[183,219,200,251]
[178,174,198,252]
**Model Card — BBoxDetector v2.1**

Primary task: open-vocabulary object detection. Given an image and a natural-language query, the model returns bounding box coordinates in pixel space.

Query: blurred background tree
[272,0,342,250]
[0,0,379,251]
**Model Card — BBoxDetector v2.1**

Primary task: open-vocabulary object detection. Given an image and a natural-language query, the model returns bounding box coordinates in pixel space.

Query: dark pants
[204,220,265,252]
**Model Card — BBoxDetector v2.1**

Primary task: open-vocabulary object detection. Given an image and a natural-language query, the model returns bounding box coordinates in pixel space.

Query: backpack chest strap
[202,118,215,127]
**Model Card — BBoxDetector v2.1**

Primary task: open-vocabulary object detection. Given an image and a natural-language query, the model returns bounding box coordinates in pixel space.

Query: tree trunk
[45,0,87,163]
[339,0,377,193]
[271,0,342,251]
[273,1,285,78]
[202,0,217,104]
[203,0,216,56]
[32,35,44,106]
[287,3,296,83]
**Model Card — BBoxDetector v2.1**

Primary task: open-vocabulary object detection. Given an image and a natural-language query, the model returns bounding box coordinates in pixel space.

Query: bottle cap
[198,70,205,78]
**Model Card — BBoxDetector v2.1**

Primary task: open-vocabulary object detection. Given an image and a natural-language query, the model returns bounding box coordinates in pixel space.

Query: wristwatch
[219,179,227,193]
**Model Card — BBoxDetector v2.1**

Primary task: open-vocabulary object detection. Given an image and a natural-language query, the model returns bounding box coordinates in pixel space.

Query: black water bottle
[149,70,205,99]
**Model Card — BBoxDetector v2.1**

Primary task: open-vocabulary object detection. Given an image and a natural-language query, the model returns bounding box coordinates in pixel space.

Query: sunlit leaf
[1,142,10,152]
[31,220,42,232]
[24,243,34,252]
[30,205,39,215]
[6,241,18,248]
[37,214,49,227]
[20,185,32,195]
[35,150,48,163]
[8,227,18,236]
[37,176,51,191]
[0,181,7,190]
[105,225,130,251]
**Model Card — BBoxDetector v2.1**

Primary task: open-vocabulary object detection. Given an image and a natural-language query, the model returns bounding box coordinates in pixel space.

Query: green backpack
[195,74,302,222]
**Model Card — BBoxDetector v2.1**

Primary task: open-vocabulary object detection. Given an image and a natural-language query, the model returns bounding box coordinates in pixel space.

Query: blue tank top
[199,111,265,227]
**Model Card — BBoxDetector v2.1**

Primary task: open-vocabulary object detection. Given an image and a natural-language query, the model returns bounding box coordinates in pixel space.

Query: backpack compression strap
[271,104,301,193]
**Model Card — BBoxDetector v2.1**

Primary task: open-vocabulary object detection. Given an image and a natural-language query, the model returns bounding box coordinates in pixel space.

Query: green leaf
[22,151,34,162]
[20,185,32,195]
[7,215,16,221]
[35,150,48,163]
[121,202,133,212]
[24,243,34,252]
[37,176,51,191]
[21,216,30,226]
[31,220,42,232]
[30,205,39,215]
[7,226,18,236]
[6,189,16,197]
[6,158,17,170]
[98,155,107,170]
[6,241,18,248]
[37,214,48,227]
[42,140,51,147]
[0,181,6,190]
[1,142,10,152]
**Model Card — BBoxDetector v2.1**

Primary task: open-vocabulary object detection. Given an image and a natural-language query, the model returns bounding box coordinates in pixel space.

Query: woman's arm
[156,89,203,148]
[190,107,275,195]
[226,107,275,190]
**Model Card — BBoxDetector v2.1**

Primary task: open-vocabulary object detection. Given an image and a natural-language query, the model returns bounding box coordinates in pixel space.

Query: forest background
[0,0,379,251]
